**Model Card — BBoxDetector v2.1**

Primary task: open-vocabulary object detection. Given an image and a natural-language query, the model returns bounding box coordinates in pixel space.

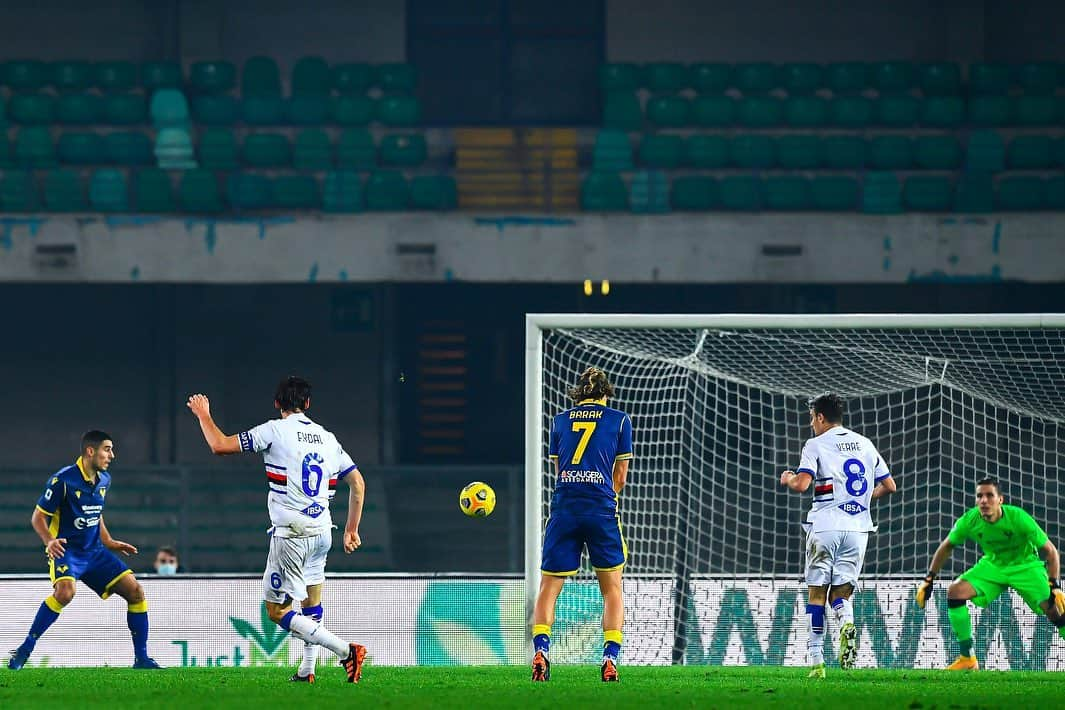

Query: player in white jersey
[779,393,896,678]
[187,376,368,684]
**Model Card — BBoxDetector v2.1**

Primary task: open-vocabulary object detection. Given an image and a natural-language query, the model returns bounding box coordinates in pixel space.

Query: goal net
[525,314,1065,669]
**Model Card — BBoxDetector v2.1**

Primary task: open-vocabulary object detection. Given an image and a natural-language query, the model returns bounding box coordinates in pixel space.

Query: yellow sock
[603,630,622,660]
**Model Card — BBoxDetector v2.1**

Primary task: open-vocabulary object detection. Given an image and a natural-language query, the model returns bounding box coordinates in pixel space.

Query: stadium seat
[868,135,913,169]
[969,63,1011,95]
[1007,135,1053,169]
[1055,137,1065,168]
[871,61,914,93]
[0,170,40,211]
[14,126,56,168]
[105,131,152,165]
[914,135,961,170]
[190,61,236,93]
[997,176,1046,210]
[51,61,92,91]
[1017,62,1057,95]
[141,61,182,90]
[875,95,919,127]
[1046,176,1065,210]
[365,170,410,210]
[826,62,868,94]
[286,95,330,125]
[5,60,48,91]
[602,92,643,131]
[376,95,422,126]
[134,168,174,212]
[322,171,365,212]
[242,96,285,125]
[811,176,858,210]
[600,63,640,92]
[375,64,418,93]
[670,176,718,210]
[103,93,148,124]
[379,133,427,167]
[242,133,291,167]
[332,63,373,94]
[88,169,129,211]
[734,63,776,93]
[192,95,240,125]
[95,62,137,93]
[272,175,320,209]
[227,172,273,210]
[643,63,689,93]
[691,95,735,127]
[730,134,775,168]
[179,169,224,212]
[967,95,1012,126]
[336,129,377,170]
[684,134,729,168]
[629,170,670,213]
[293,129,333,170]
[861,171,902,213]
[776,135,822,169]
[410,175,457,210]
[765,176,811,210]
[0,97,5,128]
[719,175,763,210]
[0,133,12,169]
[690,63,731,94]
[778,63,823,94]
[198,128,240,170]
[291,56,332,96]
[1015,95,1057,125]
[966,131,1005,172]
[638,134,683,168]
[581,170,627,211]
[332,95,375,125]
[737,97,782,127]
[785,96,828,127]
[822,135,865,169]
[43,169,86,211]
[953,172,995,212]
[830,96,873,128]
[150,89,190,128]
[58,132,106,165]
[921,97,964,127]
[56,93,101,124]
[919,62,961,96]
[592,130,633,171]
[646,96,689,127]
[154,127,197,169]
[903,176,953,211]
[9,93,55,124]
[241,56,282,97]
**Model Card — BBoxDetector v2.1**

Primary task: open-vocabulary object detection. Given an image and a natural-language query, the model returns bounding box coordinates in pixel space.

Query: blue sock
[603,641,621,661]
[127,603,150,659]
[23,596,63,649]
[303,604,323,622]
[532,623,551,655]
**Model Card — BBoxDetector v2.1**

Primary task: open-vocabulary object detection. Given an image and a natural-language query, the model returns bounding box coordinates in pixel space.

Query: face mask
[157,563,177,576]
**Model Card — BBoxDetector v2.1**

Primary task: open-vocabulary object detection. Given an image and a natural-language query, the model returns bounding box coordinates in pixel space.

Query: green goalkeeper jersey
[948,504,1049,567]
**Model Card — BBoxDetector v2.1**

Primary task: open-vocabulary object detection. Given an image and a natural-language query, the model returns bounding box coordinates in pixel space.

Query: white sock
[299,608,322,675]
[286,614,349,658]
[832,598,855,627]
[806,604,825,666]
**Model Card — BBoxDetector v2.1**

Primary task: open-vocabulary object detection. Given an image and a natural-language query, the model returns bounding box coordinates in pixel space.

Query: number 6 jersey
[796,426,890,533]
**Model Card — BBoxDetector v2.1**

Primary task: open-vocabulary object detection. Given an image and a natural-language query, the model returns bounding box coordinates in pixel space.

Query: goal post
[524,313,1065,668]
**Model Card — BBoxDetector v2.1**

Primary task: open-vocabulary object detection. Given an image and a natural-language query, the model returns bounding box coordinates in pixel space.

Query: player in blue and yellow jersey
[7,431,161,670]
[532,367,633,683]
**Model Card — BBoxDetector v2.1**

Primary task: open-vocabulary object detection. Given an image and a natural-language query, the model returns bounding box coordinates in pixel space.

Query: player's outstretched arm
[342,468,366,553]
[186,393,242,455]
[916,537,954,608]
[779,469,812,492]
[872,475,897,499]
[99,516,138,556]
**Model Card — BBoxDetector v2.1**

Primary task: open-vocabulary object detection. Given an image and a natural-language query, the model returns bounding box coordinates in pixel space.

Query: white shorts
[262,530,332,604]
[804,529,868,587]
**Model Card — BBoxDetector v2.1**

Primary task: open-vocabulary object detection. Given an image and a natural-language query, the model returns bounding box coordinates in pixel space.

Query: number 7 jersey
[548,399,633,515]
[796,426,890,532]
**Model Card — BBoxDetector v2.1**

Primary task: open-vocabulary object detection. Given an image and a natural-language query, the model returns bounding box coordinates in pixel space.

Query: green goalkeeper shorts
[959,558,1050,614]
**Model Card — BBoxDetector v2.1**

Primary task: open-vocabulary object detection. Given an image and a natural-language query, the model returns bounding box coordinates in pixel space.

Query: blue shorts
[49,546,132,599]
[541,512,627,576]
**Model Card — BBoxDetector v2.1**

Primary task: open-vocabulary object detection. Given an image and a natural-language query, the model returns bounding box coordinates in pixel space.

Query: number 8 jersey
[796,426,890,533]
[239,414,357,533]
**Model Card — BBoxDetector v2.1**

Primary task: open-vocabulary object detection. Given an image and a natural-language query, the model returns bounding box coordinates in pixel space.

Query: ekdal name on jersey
[297,432,323,444]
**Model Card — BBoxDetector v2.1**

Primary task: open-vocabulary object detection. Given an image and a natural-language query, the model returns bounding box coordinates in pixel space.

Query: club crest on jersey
[300,503,325,518]
[838,500,867,516]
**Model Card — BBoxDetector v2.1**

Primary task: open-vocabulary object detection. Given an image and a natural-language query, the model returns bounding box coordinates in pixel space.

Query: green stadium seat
[646,96,689,127]
[0,133,12,169]
[903,176,953,211]
[43,169,86,211]
[643,63,689,93]
[830,96,873,127]
[272,175,319,209]
[600,63,640,92]
[868,135,913,169]
[822,134,865,169]
[154,127,197,169]
[242,96,285,125]
[323,171,365,212]
[997,176,1045,210]
[862,171,902,213]
[670,176,718,210]
[719,175,763,211]
[730,134,775,168]
[914,135,961,170]
[765,176,811,210]
[826,62,868,94]
[192,95,239,125]
[1055,137,1065,168]
[5,61,48,91]
[134,168,174,212]
[332,95,375,125]
[921,97,964,127]
[691,95,735,127]
[871,61,914,93]
[242,133,291,167]
[58,132,106,165]
[776,135,822,169]
[684,134,729,168]
[737,97,781,127]
[337,129,376,170]
[375,64,417,93]
[638,133,683,168]
[592,130,633,171]
[365,170,410,210]
[9,93,55,124]
[293,129,333,170]
[603,92,643,131]
[198,128,239,170]
[105,131,152,166]
[102,93,148,125]
[227,172,273,210]
[969,63,1011,95]
[1007,135,1053,169]
[89,169,129,211]
[379,133,427,166]
[286,95,330,125]
[875,95,919,126]
[1017,62,1057,95]
[180,169,224,212]
[56,93,101,124]
[332,63,373,94]
[95,62,137,93]
[291,56,332,96]
[581,170,627,211]
[411,175,457,210]
[629,170,671,213]
[376,95,422,126]
[15,127,56,168]
[777,63,823,94]
[150,89,190,127]
[953,172,994,212]
[242,56,282,97]
[967,95,1012,126]
[785,96,828,127]
[190,61,236,94]
[1015,96,1056,125]
[0,97,5,128]
[1046,176,1065,210]
[51,61,92,91]
[0,170,39,210]
[690,64,731,94]
[919,63,961,96]
[734,63,776,93]
[140,61,182,90]
[967,131,1005,172]
[811,176,858,210]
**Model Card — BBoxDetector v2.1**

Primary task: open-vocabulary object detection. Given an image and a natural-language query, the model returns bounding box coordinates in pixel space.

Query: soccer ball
[459,481,496,518]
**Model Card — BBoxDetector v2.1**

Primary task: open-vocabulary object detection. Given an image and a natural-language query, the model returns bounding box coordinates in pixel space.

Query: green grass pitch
[1,665,1060,708]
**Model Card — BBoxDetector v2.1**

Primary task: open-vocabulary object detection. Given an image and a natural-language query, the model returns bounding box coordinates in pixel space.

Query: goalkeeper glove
[916,573,935,609]
[1049,579,1065,616]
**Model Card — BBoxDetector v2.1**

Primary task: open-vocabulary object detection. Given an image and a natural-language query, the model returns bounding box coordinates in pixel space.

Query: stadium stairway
[454,127,579,210]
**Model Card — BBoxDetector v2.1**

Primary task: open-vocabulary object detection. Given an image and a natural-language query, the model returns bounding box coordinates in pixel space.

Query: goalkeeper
[916,477,1065,670]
